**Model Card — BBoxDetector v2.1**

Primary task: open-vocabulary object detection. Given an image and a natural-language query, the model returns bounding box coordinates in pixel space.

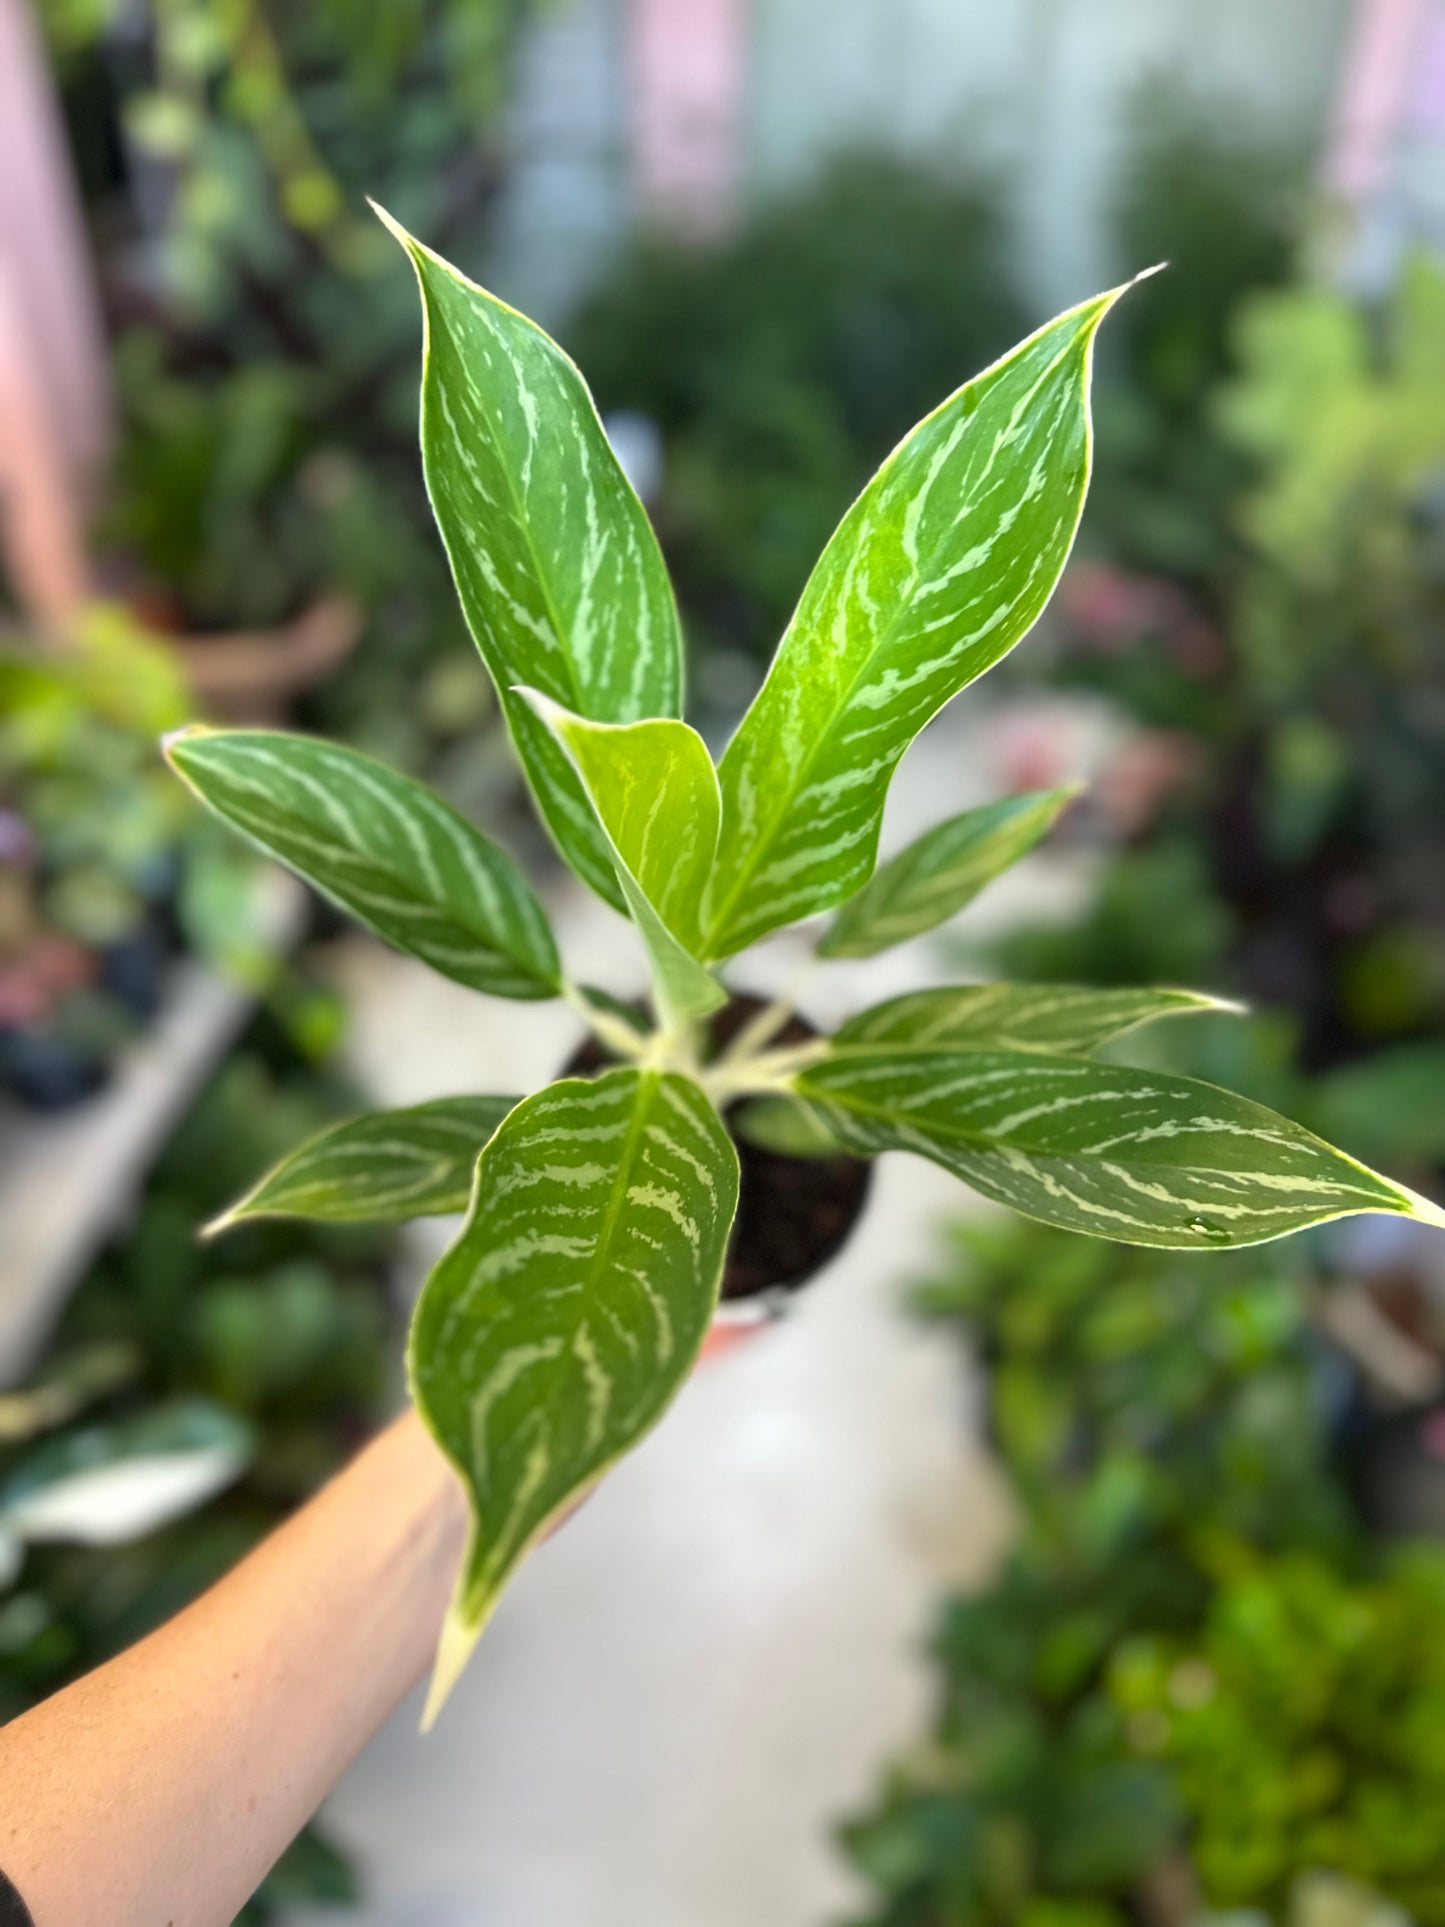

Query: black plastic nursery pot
[563,994,872,1307]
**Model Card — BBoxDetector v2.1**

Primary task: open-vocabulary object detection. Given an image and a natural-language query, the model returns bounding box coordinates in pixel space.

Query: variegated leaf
[733,1093,849,1159]
[206,1095,519,1233]
[380,208,682,909]
[166,727,559,998]
[523,692,725,1026]
[410,1068,739,1723]
[837,984,1235,1055]
[704,280,1144,959]
[795,1047,1444,1250]
[819,787,1078,958]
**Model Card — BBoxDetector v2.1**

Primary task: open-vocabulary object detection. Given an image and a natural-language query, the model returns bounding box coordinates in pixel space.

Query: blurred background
[2,0,1445,1921]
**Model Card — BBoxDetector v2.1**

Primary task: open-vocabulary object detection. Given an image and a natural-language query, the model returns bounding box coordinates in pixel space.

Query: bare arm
[0,1409,467,1927]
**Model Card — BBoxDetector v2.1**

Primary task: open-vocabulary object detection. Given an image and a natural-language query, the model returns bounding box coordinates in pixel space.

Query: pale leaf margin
[836,983,1244,1056]
[203,1094,520,1236]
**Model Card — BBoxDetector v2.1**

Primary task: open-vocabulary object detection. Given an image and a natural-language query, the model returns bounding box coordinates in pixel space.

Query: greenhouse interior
[1,0,1445,1923]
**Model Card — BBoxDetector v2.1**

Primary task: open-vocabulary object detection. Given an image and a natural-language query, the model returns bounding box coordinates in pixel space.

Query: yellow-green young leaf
[523,692,724,1027]
[379,208,683,910]
[796,1047,1445,1250]
[206,1096,520,1233]
[837,984,1237,1055]
[705,279,1146,959]
[165,728,559,999]
[410,1068,739,1723]
[819,787,1078,958]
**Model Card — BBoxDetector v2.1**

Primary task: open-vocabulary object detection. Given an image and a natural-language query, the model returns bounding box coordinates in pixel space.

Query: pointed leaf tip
[368,199,415,253]
[1400,1182,1445,1231]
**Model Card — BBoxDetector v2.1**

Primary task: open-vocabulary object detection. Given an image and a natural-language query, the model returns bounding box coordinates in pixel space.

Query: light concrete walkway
[287,703,1108,1926]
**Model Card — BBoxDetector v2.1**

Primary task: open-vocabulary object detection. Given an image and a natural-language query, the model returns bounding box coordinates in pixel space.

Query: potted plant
[162,214,1445,1722]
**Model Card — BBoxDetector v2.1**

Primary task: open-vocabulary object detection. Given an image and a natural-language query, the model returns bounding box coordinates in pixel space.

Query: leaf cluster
[165,217,1441,1714]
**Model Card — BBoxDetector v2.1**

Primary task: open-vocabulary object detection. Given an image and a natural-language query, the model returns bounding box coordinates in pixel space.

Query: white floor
[286,704,1106,1927]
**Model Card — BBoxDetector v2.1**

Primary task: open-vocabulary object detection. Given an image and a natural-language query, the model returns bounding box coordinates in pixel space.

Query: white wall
[748,0,1356,310]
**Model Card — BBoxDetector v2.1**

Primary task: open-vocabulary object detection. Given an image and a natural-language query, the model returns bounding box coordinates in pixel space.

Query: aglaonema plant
[165,211,1445,1724]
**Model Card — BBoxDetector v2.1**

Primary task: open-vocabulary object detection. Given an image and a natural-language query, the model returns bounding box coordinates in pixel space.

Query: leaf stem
[702,1038,831,1106]
[714,958,820,1069]
[561,980,650,1063]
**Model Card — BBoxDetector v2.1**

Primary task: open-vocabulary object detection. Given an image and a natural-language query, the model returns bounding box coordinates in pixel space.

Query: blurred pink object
[1061,559,1224,675]
[1094,731,1203,838]
[0,0,113,630]
[1325,0,1432,202]
[0,934,96,1026]
[627,0,745,236]
[994,713,1079,796]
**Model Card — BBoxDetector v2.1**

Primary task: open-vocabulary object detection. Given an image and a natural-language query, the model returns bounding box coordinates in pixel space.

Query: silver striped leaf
[796,1047,1445,1250]
[523,692,725,1026]
[704,278,1145,959]
[733,1093,848,1159]
[819,786,1078,958]
[206,1095,520,1233]
[166,727,560,999]
[837,984,1236,1056]
[380,209,683,910]
[410,1067,739,1722]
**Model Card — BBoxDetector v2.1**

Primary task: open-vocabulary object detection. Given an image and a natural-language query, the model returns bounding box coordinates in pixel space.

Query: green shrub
[1111,1549,1445,1922]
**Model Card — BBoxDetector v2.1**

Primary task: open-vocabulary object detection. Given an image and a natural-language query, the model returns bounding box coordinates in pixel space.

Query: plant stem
[560,980,649,1063]
[714,957,821,1069]
[702,1038,831,1106]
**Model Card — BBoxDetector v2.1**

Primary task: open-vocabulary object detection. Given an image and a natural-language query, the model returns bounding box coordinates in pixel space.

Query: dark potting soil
[563,995,871,1303]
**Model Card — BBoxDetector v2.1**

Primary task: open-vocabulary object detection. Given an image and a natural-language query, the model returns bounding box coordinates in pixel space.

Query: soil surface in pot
[563,995,871,1304]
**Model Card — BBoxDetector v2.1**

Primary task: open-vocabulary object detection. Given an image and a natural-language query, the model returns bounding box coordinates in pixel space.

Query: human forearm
[0,1409,466,1927]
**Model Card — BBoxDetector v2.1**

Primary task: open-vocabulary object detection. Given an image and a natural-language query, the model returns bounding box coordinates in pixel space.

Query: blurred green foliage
[0,1018,394,1917]
[0,613,339,1102]
[1021,256,1445,1091]
[568,153,1026,684]
[42,0,530,768]
[1112,1548,1445,1922]
[1085,87,1303,584]
[0,611,193,951]
[841,1216,1444,1926]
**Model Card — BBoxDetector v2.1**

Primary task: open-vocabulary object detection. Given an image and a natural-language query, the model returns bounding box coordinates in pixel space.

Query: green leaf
[819,787,1078,958]
[0,1399,253,1548]
[733,1093,849,1159]
[166,727,560,998]
[522,692,725,1027]
[703,279,1145,957]
[206,1095,520,1233]
[837,984,1237,1055]
[795,1047,1444,1249]
[378,208,683,909]
[410,1067,739,1722]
